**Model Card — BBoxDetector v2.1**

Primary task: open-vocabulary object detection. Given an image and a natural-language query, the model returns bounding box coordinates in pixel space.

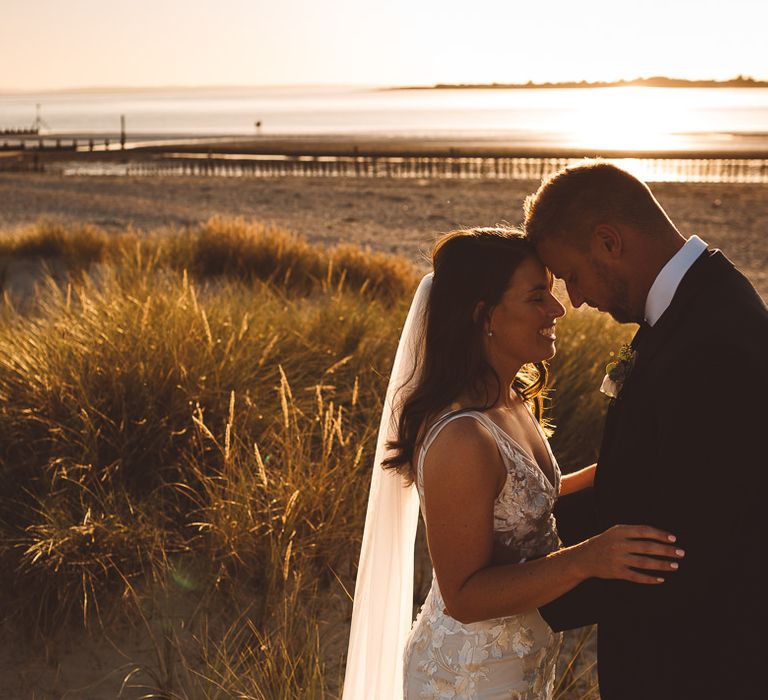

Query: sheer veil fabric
[342,273,433,700]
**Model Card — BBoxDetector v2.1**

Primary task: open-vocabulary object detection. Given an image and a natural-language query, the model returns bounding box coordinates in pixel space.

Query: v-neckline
[486,411,558,491]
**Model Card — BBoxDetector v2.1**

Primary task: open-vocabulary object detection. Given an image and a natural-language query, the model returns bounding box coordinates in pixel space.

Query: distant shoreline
[392,77,768,91]
[2,77,768,96]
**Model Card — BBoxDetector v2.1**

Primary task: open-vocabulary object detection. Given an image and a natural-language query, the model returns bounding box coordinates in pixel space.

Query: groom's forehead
[534,239,582,277]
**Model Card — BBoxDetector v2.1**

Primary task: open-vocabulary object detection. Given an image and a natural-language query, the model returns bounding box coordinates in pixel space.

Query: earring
[487,330,493,337]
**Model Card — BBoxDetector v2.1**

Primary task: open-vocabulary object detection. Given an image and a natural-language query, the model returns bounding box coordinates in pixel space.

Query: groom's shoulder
[662,255,766,377]
[719,260,764,309]
[690,251,766,328]
[682,258,767,375]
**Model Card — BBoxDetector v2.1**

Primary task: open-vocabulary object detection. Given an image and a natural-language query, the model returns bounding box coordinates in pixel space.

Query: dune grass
[0,220,111,265]
[0,219,631,698]
[0,216,419,304]
[546,292,633,468]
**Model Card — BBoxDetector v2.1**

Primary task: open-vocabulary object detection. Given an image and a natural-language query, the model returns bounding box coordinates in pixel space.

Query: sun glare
[564,87,693,152]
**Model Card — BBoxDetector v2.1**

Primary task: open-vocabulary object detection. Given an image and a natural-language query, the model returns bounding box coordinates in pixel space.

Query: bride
[343,227,682,699]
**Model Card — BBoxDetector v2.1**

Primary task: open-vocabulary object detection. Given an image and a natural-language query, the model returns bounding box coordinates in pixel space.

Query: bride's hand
[575,524,685,584]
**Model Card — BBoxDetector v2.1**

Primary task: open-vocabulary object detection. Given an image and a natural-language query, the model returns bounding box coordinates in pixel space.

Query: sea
[2,86,768,182]
[2,85,768,152]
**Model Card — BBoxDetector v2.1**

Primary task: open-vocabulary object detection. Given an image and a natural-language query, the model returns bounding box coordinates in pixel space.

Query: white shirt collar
[644,235,708,327]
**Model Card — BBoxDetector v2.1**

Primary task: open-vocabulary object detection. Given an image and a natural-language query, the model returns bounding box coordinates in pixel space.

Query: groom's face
[535,238,634,323]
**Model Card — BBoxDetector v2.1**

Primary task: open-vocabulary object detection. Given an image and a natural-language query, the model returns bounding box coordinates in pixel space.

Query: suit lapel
[597,249,731,479]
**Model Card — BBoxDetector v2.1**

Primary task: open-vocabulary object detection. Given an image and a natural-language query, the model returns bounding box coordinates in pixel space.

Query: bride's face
[483,256,566,367]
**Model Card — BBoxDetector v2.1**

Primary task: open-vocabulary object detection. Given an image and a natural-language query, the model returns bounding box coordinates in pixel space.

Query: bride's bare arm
[559,464,596,496]
[422,419,683,625]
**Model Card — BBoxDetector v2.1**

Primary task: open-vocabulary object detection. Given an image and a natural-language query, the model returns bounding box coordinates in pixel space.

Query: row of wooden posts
[3,151,768,183]
[0,138,122,152]
[0,128,39,136]
[141,156,577,180]
[108,156,768,183]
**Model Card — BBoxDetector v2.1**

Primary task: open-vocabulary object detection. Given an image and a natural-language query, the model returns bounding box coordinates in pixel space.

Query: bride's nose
[548,293,566,319]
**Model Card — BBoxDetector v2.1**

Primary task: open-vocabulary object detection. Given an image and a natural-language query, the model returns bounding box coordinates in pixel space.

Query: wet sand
[0,172,764,297]
[8,132,768,157]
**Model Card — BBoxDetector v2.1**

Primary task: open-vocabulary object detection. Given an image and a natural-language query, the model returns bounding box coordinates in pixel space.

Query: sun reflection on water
[563,87,695,152]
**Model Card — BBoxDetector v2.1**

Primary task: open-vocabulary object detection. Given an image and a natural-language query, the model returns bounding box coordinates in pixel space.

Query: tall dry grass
[546,288,634,468]
[0,219,631,698]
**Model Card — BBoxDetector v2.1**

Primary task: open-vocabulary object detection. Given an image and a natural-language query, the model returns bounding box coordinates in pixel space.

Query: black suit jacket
[541,250,768,699]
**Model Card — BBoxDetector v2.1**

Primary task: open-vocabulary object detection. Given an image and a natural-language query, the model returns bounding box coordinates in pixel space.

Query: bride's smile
[482,255,566,374]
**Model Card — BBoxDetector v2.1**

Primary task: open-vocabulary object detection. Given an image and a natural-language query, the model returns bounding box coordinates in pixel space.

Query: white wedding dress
[403,409,563,700]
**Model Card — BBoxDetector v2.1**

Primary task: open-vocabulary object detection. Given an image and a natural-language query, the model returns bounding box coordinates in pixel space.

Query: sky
[1,0,767,91]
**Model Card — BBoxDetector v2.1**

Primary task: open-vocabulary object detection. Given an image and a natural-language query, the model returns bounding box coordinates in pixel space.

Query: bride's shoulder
[417,404,478,446]
[420,408,503,482]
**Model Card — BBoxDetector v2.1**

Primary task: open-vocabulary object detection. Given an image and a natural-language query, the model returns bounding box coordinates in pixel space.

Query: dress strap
[416,409,498,488]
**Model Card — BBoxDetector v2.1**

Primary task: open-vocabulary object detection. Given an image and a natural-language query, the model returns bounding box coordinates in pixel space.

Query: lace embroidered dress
[403,409,563,700]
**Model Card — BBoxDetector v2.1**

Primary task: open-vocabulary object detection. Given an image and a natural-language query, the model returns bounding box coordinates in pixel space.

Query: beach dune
[0,173,765,298]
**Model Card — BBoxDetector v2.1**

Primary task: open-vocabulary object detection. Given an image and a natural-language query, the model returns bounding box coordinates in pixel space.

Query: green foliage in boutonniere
[606,344,636,383]
[600,343,637,399]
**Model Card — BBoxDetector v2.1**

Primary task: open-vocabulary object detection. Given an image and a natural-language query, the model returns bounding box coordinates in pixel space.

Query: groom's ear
[591,224,623,259]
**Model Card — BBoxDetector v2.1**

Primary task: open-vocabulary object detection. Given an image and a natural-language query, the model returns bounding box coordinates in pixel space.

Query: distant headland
[394,76,768,90]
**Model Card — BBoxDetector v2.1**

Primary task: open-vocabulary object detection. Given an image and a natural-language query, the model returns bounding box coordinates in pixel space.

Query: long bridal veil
[342,273,433,700]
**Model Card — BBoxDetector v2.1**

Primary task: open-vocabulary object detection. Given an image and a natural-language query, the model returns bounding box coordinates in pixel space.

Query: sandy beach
[0,172,764,697]
[1,172,765,297]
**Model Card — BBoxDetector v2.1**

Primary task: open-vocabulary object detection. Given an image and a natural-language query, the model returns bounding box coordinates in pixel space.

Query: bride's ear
[473,301,492,331]
[472,301,484,323]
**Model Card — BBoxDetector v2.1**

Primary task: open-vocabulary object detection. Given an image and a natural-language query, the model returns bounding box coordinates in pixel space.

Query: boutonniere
[600,344,636,399]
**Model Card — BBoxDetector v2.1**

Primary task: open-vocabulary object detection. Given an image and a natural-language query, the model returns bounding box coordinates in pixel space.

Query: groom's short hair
[524,161,675,248]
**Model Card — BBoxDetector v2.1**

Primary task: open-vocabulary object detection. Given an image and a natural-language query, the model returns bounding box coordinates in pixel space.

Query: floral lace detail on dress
[403,410,563,700]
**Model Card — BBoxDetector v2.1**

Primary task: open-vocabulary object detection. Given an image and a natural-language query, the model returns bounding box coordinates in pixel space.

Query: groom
[524,163,767,699]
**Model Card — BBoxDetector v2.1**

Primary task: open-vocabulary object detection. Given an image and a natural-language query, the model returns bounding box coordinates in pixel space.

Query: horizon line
[2,75,768,95]
[0,83,383,96]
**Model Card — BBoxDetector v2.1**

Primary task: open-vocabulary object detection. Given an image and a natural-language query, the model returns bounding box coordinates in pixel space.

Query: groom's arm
[539,577,605,631]
[553,486,600,546]
[653,340,764,585]
[562,340,764,620]
[543,299,768,634]
[538,487,604,631]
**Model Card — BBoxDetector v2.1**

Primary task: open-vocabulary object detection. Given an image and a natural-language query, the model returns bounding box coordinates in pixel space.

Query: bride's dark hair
[383,227,549,483]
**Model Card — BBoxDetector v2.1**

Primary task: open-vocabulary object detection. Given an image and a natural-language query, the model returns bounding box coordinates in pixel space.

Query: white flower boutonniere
[600,344,637,399]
